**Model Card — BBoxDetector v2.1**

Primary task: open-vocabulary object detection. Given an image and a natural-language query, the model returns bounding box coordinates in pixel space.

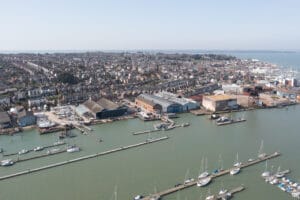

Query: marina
[141,152,280,200]
[2,141,66,157]
[0,106,299,200]
[0,136,169,181]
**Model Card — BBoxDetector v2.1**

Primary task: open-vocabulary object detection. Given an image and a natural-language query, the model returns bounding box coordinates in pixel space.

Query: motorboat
[34,146,44,151]
[230,167,240,175]
[197,177,212,187]
[1,159,14,166]
[216,116,231,123]
[67,145,80,153]
[210,114,220,120]
[18,149,29,155]
[134,195,144,200]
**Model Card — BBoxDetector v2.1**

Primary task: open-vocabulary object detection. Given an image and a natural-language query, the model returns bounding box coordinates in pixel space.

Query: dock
[3,142,67,157]
[133,123,190,136]
[216,185,245,199]
[13,149,68,163]
[216,118,246,126]
[0,136,169,181]
[142,152,280,200]
[133,129,160,135]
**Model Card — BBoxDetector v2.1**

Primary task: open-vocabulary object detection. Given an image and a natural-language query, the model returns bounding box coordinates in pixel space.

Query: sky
[0,0,300,51]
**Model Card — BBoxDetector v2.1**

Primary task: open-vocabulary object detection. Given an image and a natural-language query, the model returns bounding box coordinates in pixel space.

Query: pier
[0,136,169,181]
[13,149,68,163]
[3,142,67,157]
[142,152,280,200]
[216,185,245,199]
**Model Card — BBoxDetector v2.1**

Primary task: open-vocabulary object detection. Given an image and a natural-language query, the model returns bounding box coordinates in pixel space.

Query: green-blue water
[0,106,300,200]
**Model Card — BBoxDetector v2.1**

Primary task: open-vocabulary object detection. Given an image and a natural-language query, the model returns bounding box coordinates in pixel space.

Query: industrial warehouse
[76,98,127,119]
[135,92,199,113]
[202,94,238,112]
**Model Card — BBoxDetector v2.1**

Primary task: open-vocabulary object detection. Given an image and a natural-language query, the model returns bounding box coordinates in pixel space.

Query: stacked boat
[262,166,299,198]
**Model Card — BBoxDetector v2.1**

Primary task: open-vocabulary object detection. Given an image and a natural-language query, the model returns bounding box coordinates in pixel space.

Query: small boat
[270,178,279,185]
[34,146,44,151]
[133,195,144,200]
[18,149,29,155]
[181,122,190,127]
[210,114,220,120]
[261,161,271,177]
[184,178,194,184]
[199,171,210,179]
[199,157,210,179]
[219,188,228,195]
[66,145,80,153]
[47,148,60,154]
[53,141,64,145]
[233,153,242,167]
[1,159,14,166]
[258,140,266,159]
[197,177,212,187]
[248,158,254,162]
[216,116,231,123]
[205,195,215,200]
[230,167,240,175]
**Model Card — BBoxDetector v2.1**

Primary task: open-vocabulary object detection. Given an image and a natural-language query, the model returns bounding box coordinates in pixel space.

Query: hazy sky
[1,0,300,51]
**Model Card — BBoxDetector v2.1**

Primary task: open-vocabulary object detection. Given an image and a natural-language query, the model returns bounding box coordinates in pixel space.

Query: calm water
[0,106,300,200]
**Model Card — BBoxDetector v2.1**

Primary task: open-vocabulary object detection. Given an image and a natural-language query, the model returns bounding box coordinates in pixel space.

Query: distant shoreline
[0,49,298,54]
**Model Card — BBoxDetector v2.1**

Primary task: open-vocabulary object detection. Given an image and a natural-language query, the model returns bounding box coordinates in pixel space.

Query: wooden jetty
[0,136,169,181]
[3,142,67,157]
[142,152,280,200]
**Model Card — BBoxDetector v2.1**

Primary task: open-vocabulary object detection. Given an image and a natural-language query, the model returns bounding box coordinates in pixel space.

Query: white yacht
[34,146,44,151]
[199,171,210,179]
[230,167,240,175]
[67,145,80,153]
[219,188,228,195]
[261,161,271,177]
[199,158,210,179]
[233,153,242,167]
[18,149,29,155]
[258,140,267,159]
[197,177,212,187]
[1,159,14,166]
[133,195,144,200]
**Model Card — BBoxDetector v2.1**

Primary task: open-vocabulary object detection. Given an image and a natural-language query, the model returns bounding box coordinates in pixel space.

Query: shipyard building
[154,91,199,111]
[78,98,127,119]
[202,94,238,112]
[135,94,182,113]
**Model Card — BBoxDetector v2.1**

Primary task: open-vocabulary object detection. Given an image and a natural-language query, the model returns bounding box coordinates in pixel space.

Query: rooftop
[204,94,236,101]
